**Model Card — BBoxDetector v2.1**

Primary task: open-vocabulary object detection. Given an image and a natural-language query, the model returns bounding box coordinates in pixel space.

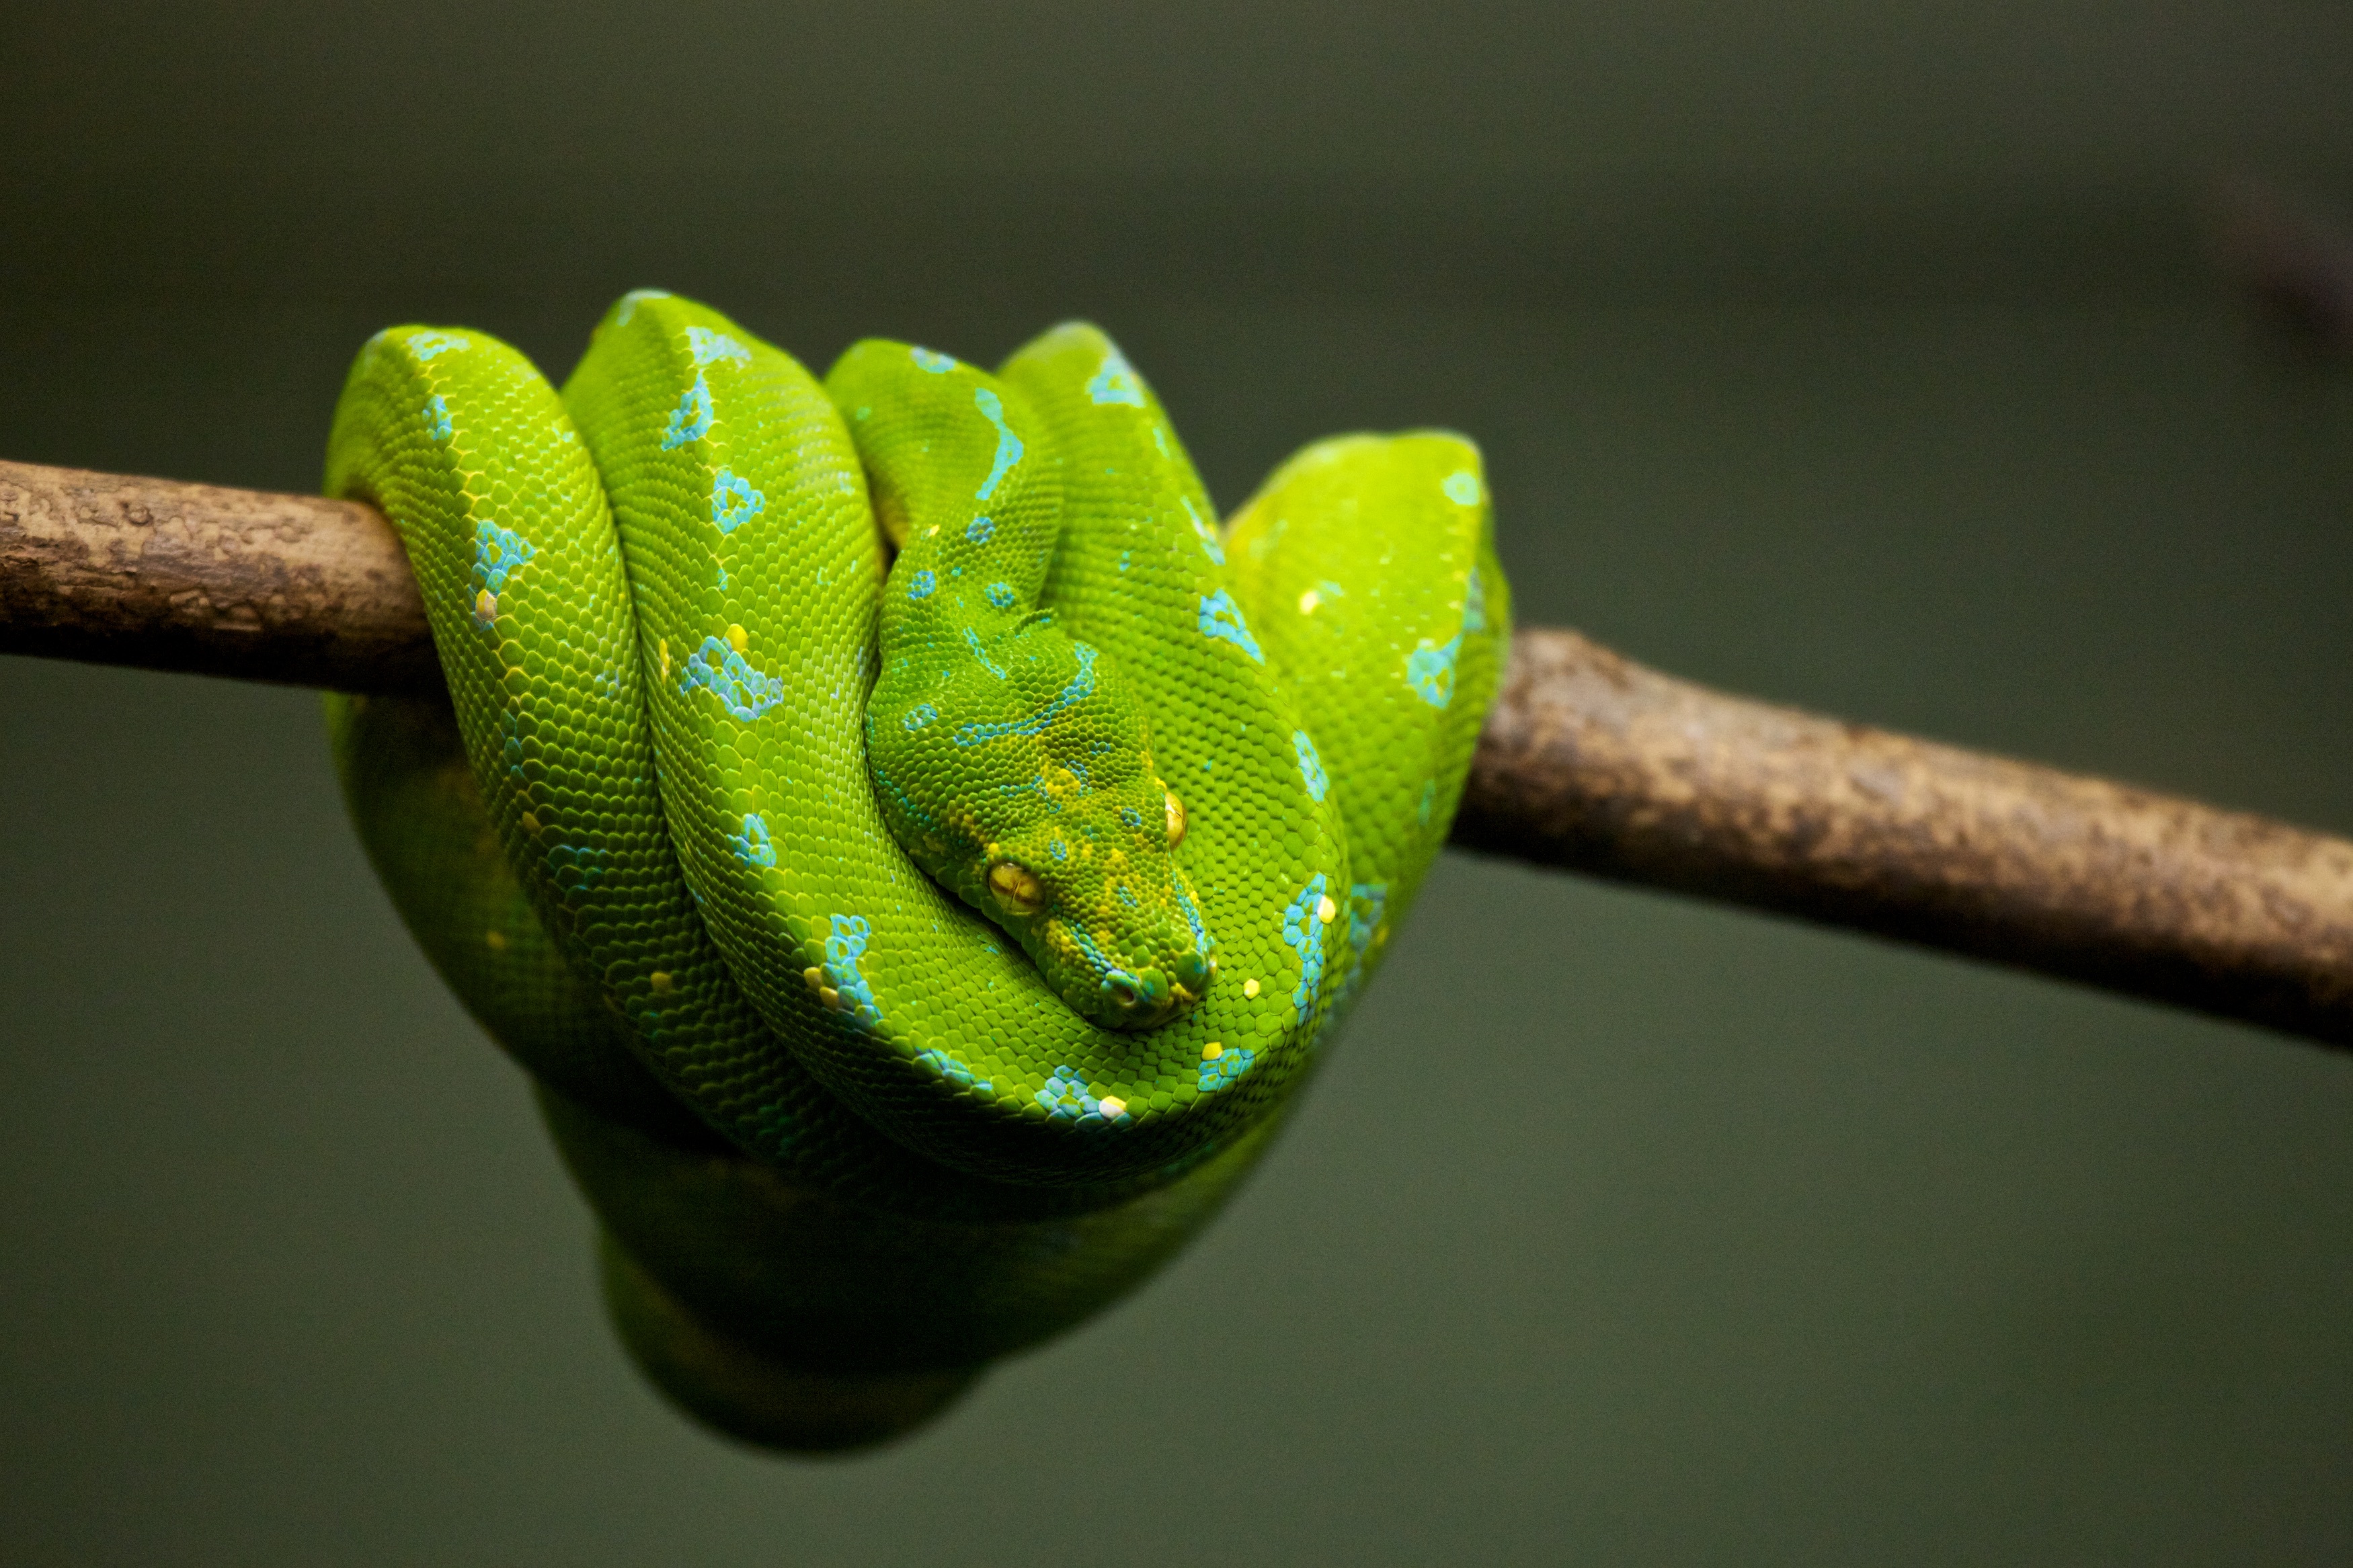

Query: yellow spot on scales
[649,971,674,994]
[1317,894,1337,923]
[727,623,748,653]
[1298,587,1320,614]
[657,638,670,679]
[1099,1096,1126,1119]
[1202,1042,1222,1060]
[1242,979,1260,999]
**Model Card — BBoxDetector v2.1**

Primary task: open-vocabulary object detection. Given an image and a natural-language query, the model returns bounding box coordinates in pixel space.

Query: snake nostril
[1103,972,1142,1012]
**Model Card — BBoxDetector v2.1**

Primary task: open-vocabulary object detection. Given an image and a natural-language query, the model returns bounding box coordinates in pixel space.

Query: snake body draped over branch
[321,290,1509,1450]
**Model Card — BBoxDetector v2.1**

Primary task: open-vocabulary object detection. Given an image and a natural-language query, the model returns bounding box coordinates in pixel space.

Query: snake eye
[986,859,1044,915]
[1164,788,1187,850]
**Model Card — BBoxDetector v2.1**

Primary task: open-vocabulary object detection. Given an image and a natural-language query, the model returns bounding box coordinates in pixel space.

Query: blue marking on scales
[470,520,534,628]
[661,374,713,449]
[472,520,534,594]
[914,1048,992,1097]
[1293,729,1328,802]
[972,387,1023,501]
[1406,638,1458,706]
[821,915,883,1032]
[1086,346,1146,407]
[710,468,764,533]
[1281,873,1331,1022]
[1173,875,1209,954]
[1198,1042,1256,1093]
[1062,918,1114,975]
[953,643,1099,747]
[1197,589,1265,663]
[729,813,778,868]
[962,624,1008,680]
[1406,564,1488,707]
[1037,1065,1114,1121]
[678,636,785,720]
[685,326,750,367]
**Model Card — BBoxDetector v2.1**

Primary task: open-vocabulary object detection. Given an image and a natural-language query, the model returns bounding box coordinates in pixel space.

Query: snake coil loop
[324,291,1509,1450]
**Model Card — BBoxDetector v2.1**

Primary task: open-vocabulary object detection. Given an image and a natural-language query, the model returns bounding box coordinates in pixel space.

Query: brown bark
[1453,630,2353,1046]
[0,458,436,694]
[6,457,2352,1050]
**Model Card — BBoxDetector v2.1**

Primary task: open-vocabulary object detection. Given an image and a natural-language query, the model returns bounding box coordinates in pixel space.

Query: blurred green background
[3,3,2351,1561]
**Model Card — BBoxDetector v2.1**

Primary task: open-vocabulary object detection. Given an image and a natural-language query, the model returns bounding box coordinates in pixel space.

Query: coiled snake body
[324,292,1509,1448]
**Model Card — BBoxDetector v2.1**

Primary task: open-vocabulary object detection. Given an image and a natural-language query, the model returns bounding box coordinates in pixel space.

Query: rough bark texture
[1452,629,2353,1046]
[6,458,2352,1050]
[0,459,436,694]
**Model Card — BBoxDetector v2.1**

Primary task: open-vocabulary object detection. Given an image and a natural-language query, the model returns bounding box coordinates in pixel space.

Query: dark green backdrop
[3,4,2350,1562]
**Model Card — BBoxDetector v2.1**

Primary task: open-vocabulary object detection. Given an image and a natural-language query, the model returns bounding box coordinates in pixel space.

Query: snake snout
[1093,933,1215,1031]
[1097,969,1161,1023]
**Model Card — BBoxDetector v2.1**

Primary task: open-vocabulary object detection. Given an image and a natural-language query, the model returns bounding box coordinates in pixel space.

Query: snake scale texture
[322,291,1509,1450]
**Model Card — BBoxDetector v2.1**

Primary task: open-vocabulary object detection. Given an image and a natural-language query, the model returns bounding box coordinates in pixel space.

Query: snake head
[866,620,1215,1032]
[980,823,1216,1031]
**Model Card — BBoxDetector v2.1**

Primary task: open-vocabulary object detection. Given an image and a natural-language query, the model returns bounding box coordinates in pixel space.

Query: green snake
[322,291,1509,1449]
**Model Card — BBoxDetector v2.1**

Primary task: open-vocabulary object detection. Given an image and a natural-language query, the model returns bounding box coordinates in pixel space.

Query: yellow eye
[1164,788,1187,849]
[987,860,1044,915]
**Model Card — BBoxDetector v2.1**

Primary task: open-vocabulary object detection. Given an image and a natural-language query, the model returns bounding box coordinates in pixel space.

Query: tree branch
[1455,633,2353,1046]
[7,456,2351,1049]
[0,459,436,694]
